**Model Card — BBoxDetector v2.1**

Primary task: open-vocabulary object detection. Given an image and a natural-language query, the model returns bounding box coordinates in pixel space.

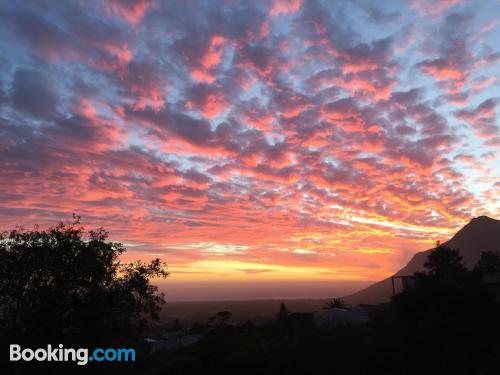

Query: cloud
[10,69,59,119]
[410,0,462,17]
[454,98,500,138]
[14,10,79,61]
[359,3,402,24]
[238,268,276,274]
[104,0,153,26]
[186,83,230,119]
[0,0,498,280]
[269,0,302,16]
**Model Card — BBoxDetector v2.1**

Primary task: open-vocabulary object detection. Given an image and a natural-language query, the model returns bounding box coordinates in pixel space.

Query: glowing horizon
[0,0,499,292]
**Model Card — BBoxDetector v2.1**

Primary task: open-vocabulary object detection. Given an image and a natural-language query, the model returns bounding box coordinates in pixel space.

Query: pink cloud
[419,59,465,82]
[191,36,228,83]
[2,0,497,285]
[411,0,462,17]
[104,0,153,26]
[454,99,500,138]
[270,0,302,16]
[471,76,497,94]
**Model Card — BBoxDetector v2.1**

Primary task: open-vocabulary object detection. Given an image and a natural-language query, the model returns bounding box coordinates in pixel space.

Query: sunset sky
[0,0,499,299]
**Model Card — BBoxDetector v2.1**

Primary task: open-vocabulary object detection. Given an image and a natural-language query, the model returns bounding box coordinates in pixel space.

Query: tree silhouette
[0,216,169,346]
[423,244,467,278]
[324,298,346,310]
[209,311,232,325]
[217,311,231,323]
[278,302,288,322]
[475,251,500,274]
[386,245,500,374]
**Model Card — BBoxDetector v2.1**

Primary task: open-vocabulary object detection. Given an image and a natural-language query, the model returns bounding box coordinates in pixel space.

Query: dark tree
[215,311,231,324]
[384,245,500,374]
[475,251,500,274]
[0,217,169,346]
[324,298,346,310]
[278,302,288,321]
[423,244,467,278]
[209,311,232,326]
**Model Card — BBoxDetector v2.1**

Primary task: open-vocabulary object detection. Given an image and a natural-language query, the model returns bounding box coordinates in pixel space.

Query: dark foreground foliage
[140,246,500,375]
[1,220,499,375]
[0,217,168,374]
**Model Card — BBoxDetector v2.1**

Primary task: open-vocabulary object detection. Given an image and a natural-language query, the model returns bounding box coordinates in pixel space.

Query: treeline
[1,219,499,374]
[141,245,500,375]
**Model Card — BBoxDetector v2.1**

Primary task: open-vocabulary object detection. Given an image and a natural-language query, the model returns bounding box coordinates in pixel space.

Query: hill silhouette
[345,216,500,304]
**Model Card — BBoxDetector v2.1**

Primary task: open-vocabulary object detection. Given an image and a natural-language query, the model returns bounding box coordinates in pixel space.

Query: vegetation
[209,311,232,326]
[384,245,500,374]
[324,297,346,310]
[141,245,500,375]
[277,303,288,321]
[475,250,500,274]
[1,220,499,374]
[0,216,169,348]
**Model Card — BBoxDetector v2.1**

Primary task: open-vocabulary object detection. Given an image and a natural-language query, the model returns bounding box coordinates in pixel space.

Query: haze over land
[0,0,499,299]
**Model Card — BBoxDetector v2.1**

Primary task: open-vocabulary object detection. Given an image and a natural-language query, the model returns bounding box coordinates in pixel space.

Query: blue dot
[89,356,93,361]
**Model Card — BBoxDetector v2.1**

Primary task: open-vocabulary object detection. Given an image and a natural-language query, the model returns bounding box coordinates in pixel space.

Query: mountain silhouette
[345,216,500,304]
